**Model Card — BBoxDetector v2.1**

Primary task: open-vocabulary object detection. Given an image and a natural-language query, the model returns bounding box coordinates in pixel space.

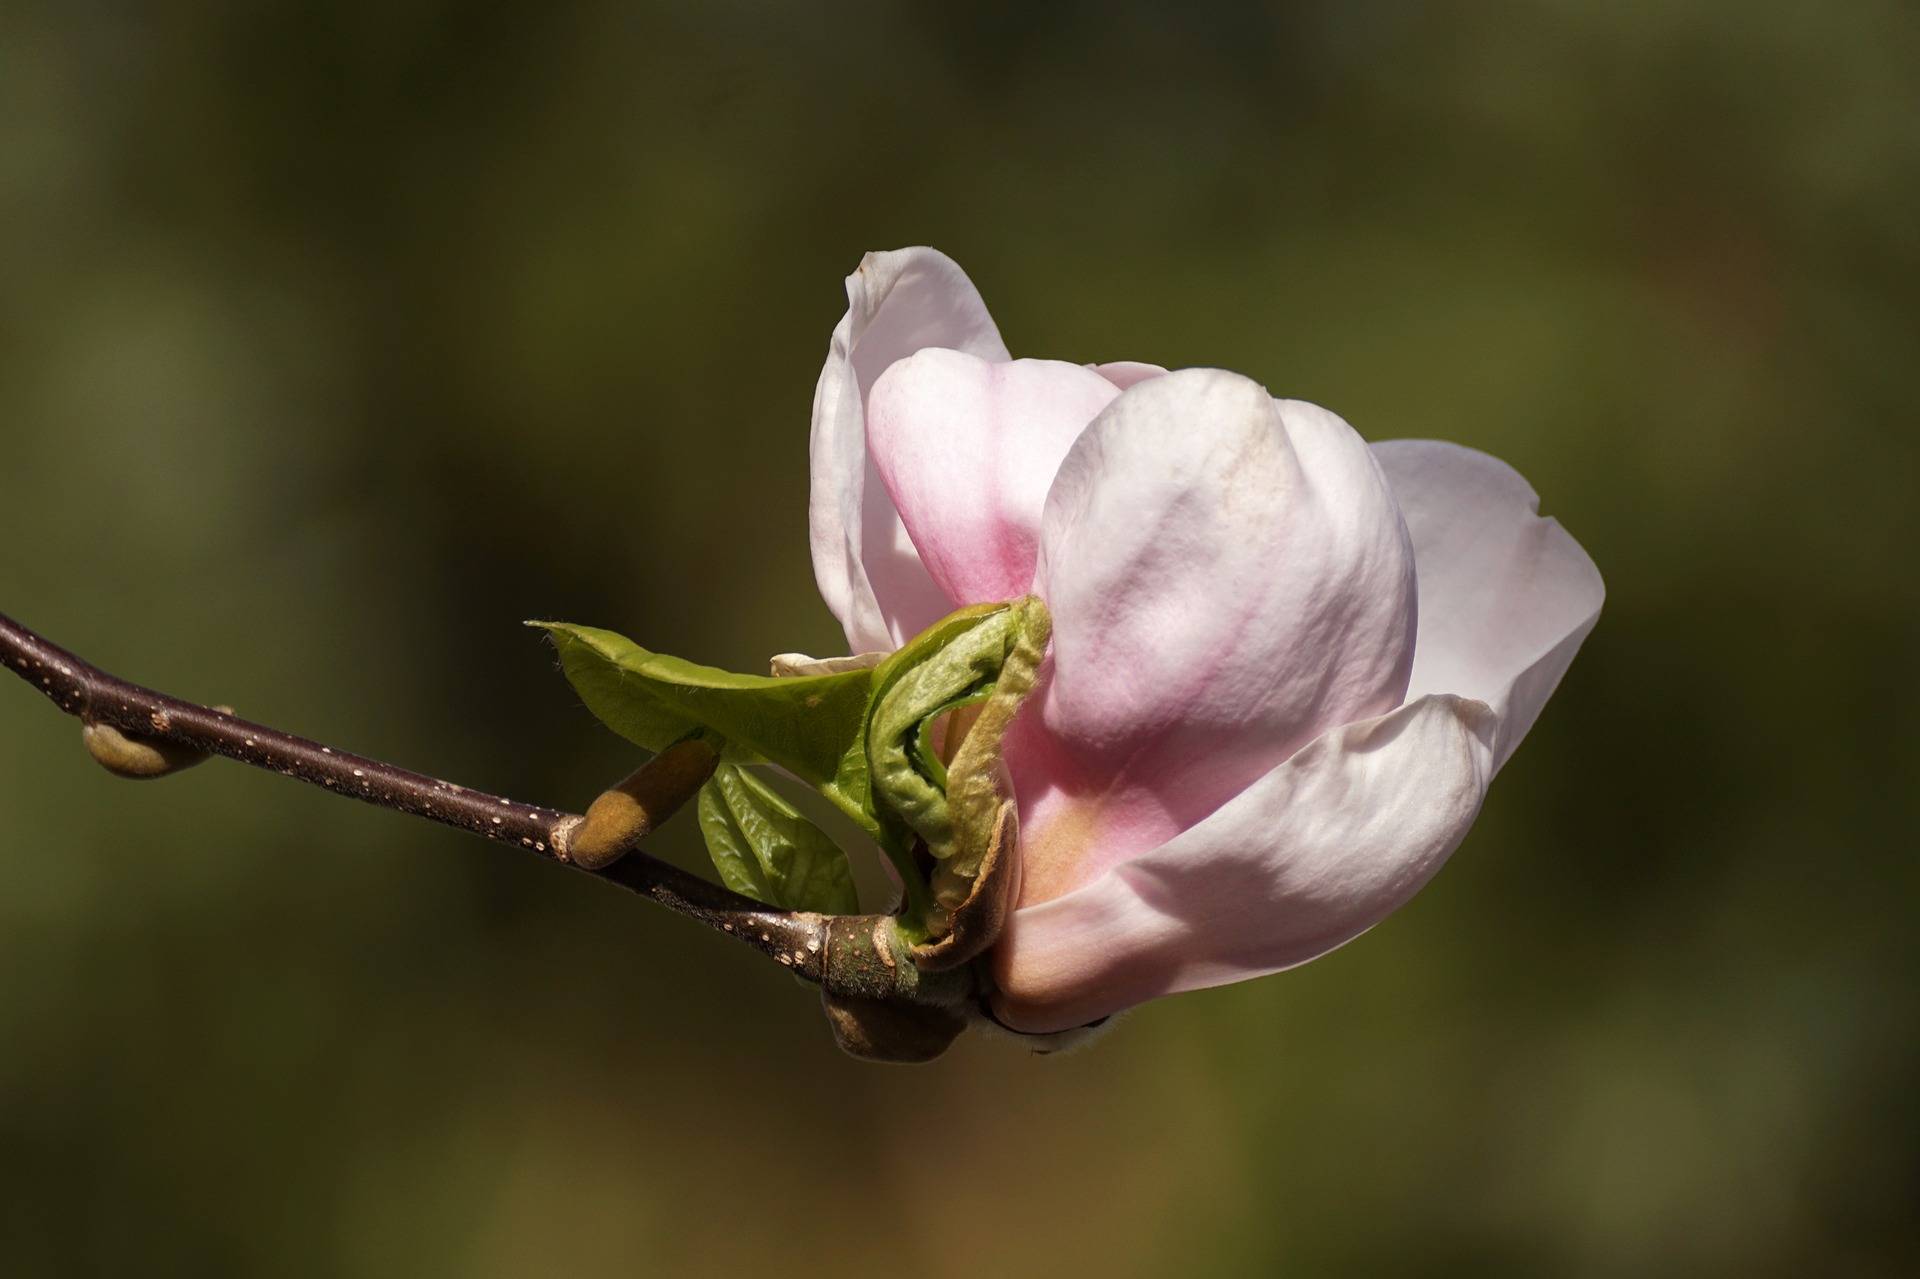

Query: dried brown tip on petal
[81,722,210,780]
[569,736,719,870]
[911,798,1019,973]
[820,990,968,1063]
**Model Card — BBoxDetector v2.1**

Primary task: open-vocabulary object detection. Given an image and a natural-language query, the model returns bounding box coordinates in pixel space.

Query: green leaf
[944,596,1050,883]
[866,607,1017,861]
[868,602,1010,711]
[533,622,879,835]
[696,764,860,915]
[534,600,1041,937]
[911,687,993,793]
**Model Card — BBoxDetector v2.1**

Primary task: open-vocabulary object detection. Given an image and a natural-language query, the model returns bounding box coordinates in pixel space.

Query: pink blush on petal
[866,350,1120,608]
[1003,707,1192,905]
[1091,360,1167,390]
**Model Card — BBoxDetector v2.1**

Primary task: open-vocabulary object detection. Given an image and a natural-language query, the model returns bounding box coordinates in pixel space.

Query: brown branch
[0,608,848,980]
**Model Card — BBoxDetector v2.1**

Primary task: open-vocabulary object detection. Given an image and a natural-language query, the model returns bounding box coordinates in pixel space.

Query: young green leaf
[866,607,1017,861]
[533,622,880,835]
[696,764,860,915]
[944,597,1050,885]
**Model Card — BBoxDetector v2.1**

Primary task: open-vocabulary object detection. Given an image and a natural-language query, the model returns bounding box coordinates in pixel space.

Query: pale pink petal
[809,248,1011,651]
[1013,371,1418,903]
[867,349,1120,607]
[767,652,887,677]
[992,694,1497,1032]
[1372,441,1604,773]
[1091,360,1166,390]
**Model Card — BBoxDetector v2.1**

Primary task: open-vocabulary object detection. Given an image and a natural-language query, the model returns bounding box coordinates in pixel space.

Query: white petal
[1372,441,1604,773]
[1013,371,1418,902]
[992,694,1497,1032]
[808,248,1011,651]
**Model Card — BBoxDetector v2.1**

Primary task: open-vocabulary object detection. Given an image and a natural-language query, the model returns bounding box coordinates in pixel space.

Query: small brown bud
[820,990,968,1063]
[568,736,719,870]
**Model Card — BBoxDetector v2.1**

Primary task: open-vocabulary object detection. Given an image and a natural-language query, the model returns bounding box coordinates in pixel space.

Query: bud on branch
[0,609,983,1058]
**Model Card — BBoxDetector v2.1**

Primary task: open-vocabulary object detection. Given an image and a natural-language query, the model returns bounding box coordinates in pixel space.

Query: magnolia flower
[809,247,1603,1035]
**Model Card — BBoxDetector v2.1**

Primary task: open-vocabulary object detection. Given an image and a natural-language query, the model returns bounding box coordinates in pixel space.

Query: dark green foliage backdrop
[1,3,1914,1274]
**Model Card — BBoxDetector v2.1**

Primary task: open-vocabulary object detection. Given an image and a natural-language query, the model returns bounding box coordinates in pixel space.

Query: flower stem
[0,609,963,1010]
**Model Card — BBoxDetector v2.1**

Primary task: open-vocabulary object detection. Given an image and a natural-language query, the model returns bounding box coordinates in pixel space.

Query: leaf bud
[567,734,719,870]
[81,721,210,780]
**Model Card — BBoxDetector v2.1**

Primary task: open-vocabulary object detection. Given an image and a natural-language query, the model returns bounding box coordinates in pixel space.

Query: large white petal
[1013,370,1418,903]
[867,348,1119,607]
[991,693,1497,1033]
[808,248,1011,651]
[1372,440,1604,773]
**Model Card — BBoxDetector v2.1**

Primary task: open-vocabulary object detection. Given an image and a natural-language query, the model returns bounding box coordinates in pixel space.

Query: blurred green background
[2,3,1915,1275]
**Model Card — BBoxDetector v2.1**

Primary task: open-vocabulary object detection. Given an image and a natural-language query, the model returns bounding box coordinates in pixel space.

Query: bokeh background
[2,3,1915,1275]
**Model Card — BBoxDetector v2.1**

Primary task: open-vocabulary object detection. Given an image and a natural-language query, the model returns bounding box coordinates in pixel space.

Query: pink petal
[1091,360,1167,390]
[992,694,1497,1032]
[867,349,1121,608]
[1372,441,1604,773]
[809,248,1010,651]
[1012,370,1418,904]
